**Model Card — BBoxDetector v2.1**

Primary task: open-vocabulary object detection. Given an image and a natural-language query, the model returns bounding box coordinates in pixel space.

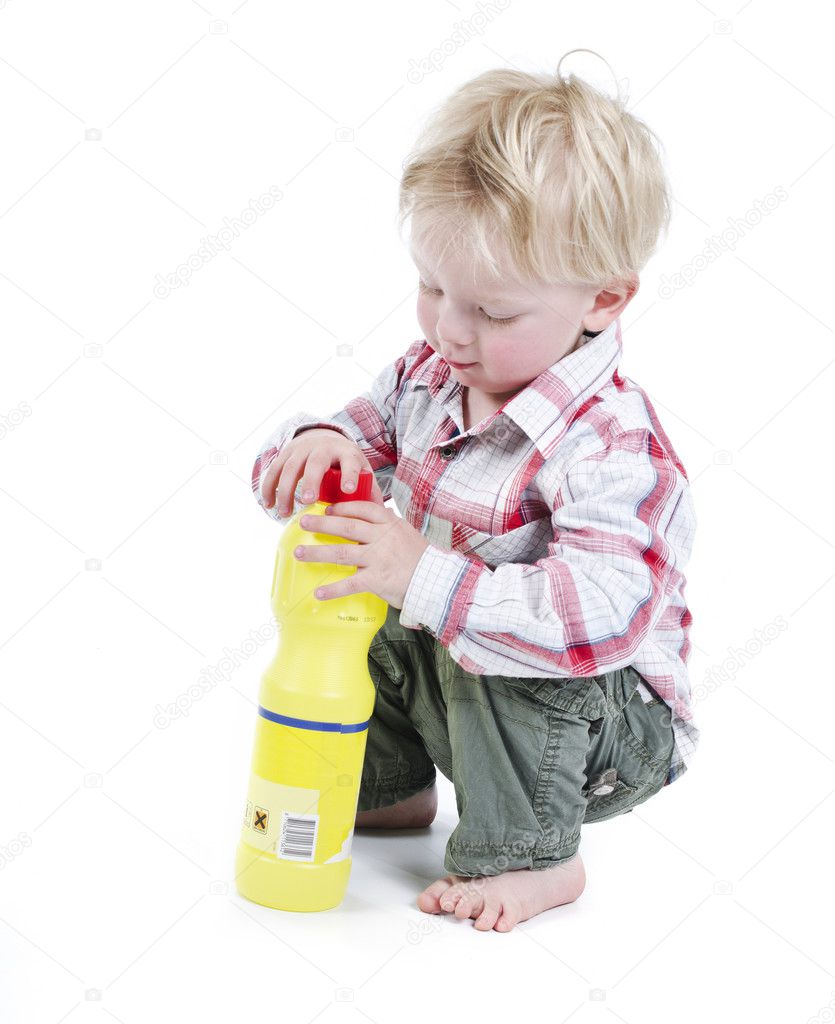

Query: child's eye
[479,309,520,327]
[418,281,519,327]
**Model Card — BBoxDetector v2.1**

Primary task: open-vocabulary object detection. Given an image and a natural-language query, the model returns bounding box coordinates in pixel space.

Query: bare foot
[417,852,586,932]
[355,783,438,829]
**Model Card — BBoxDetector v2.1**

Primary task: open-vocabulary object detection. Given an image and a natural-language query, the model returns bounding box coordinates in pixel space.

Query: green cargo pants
[358,603,675,877]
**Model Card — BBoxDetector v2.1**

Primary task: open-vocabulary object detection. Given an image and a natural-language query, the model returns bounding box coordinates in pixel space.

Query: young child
[251,58,698,933]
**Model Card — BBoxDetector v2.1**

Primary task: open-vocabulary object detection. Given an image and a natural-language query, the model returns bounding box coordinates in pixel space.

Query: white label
[324,826,354,865]
[242,774,321,858]
[278,811,320,862]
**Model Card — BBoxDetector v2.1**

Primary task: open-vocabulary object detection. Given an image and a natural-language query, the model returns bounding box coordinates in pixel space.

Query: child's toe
[474,903,502,931]
[494,909,518,931]
[417,878,453,914]
[441,890,462,912]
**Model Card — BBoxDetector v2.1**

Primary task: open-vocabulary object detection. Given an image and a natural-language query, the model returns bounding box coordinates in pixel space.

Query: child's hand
[261,427,385,515]
[295,501,431,609]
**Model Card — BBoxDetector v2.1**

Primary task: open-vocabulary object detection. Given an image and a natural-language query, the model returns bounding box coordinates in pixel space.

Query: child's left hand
[294,502,432,609]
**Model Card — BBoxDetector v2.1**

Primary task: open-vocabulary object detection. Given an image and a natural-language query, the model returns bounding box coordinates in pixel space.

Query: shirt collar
[409,318,623,458]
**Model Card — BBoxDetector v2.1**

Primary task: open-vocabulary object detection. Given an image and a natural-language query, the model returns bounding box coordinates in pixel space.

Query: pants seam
[446,831,581,855]
[361,769,435,788]
[445,831,581,875]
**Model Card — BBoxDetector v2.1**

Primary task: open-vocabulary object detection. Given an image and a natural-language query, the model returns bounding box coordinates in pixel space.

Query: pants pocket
[582,775,642,822]
[584,764,669,822]
[618,677,675,772]
[581,701,672,824]
[500,672,609,720]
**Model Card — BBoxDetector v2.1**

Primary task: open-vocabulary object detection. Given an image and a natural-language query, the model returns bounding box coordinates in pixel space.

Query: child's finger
[265,452,298,511]
[337,455,366,496]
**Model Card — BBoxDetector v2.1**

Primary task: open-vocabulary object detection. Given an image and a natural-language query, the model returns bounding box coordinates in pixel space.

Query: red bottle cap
[318,467,373,503]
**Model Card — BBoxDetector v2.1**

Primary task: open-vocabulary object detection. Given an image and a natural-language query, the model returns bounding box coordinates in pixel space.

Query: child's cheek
[491,345,524,381]
[416,297,436,346]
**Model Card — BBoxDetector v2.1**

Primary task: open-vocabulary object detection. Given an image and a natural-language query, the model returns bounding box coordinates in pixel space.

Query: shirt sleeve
[251,339,427,523]
[398,429,696,678]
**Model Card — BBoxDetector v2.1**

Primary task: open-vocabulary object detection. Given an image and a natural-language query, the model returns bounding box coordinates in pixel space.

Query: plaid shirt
[252,319,699,785]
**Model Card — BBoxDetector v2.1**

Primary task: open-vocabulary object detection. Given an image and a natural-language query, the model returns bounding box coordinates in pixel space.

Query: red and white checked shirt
[252,319,699,785]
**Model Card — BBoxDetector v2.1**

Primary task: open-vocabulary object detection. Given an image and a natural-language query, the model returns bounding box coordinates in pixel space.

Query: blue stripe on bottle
[258,705,369,733]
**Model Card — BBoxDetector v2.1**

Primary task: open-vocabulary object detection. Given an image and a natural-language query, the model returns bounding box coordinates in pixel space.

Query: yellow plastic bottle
[235,467,388,912]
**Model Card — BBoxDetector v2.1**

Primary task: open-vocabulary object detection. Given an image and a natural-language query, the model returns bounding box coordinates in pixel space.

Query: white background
[1,1,832,1021]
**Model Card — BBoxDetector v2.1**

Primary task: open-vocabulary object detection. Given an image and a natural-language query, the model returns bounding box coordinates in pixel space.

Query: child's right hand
[261,427,385,516]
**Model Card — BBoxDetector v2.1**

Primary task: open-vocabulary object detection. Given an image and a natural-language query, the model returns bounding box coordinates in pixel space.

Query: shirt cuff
[293,422,356,443]
[399,542,481,642]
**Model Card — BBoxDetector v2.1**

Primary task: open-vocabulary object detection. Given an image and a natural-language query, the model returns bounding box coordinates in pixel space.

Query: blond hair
[397,52,672,289]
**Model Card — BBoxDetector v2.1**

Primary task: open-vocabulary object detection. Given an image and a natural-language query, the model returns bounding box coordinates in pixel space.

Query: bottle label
[323,826,354,864]
[242,773,322,862]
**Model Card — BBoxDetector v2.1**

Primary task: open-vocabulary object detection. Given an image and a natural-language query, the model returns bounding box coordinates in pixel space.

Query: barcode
[278,811,319,861]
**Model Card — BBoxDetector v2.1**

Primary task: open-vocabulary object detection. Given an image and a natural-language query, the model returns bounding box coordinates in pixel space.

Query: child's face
[411,239,621,404]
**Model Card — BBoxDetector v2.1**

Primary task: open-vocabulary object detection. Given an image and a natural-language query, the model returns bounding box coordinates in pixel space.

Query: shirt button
[439,445,456,460]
